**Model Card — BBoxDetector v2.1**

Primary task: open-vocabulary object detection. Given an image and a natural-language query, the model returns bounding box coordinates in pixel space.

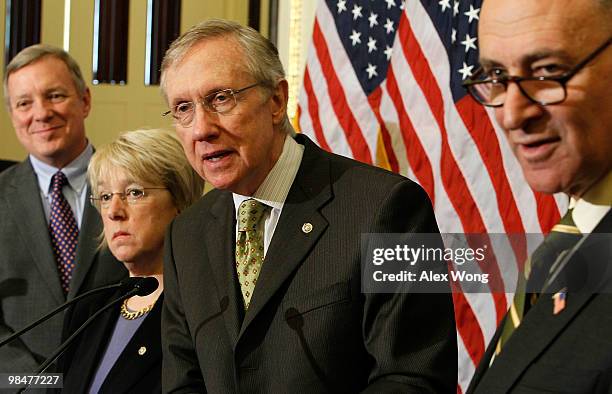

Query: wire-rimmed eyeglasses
[162,82,260,127]
[89,187,167,210]
[463,37,611,107]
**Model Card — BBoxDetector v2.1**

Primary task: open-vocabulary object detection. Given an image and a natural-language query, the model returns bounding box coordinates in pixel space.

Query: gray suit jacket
[162,135,457,393]
[0,159,127,372]
[468,211,612,394]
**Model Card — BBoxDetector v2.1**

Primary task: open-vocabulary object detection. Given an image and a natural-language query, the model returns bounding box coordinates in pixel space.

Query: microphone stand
[0,282,123,348]
[18,286,148,393]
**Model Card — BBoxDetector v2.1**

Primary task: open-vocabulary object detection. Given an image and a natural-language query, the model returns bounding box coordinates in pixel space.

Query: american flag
[295,0,567,391]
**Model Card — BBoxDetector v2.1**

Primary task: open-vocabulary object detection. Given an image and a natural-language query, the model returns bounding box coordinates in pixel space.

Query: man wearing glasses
[465,0,612,392]
[160,19,457,393]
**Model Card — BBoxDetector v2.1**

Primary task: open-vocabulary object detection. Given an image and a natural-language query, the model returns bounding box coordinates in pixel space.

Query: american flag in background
[295,0,566,391]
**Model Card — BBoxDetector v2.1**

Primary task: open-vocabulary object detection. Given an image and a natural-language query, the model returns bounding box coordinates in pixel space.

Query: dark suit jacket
[60,290,162,394]
[468,211,612,394]
[162,135,457,393]
[0,159,127,372]
[0,160,16,173]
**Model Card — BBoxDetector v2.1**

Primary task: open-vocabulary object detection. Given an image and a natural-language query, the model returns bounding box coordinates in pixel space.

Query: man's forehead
[479,0,606,62]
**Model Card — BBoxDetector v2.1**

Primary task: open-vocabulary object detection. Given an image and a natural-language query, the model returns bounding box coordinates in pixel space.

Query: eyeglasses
[463,37,612,107]
[162,82,260,127]
[89,187,167,210]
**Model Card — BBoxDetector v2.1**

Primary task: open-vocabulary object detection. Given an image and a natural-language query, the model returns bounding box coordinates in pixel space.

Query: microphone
[0,277,145,348]
[18,277,159,393]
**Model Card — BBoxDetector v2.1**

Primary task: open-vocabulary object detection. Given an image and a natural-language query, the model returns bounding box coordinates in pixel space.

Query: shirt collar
[233,134,304,213]
[30,143,93,197]
[569,170,612,233]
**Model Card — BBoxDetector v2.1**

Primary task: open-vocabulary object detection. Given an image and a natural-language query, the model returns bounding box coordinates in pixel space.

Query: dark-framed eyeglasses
[162,82,260,127]
[89,187,167,210]
[463,36,611,107]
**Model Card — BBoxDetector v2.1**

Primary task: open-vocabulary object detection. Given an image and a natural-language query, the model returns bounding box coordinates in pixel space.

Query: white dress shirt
[233,135,304,256]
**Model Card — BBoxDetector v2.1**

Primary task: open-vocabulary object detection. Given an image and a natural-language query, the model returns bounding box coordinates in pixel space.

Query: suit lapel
[67,295,120,391]
[482,210,612,390]
[239,138,331,339]
[102,296,163,393]
[68,185,100,299]
[206,192,243,345]
[6,161,64,304]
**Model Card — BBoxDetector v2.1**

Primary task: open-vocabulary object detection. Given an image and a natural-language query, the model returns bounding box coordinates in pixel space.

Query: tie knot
[238,199,266,232]
[551,208,580,235]
[51,171,69,192]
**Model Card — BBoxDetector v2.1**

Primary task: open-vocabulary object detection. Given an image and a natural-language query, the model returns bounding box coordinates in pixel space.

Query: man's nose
[32,99,54,121]
[498,83,544,132]
[191,105,221,142]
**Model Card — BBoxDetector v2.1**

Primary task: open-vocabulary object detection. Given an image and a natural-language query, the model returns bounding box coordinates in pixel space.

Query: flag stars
[337,0,347,14]
[367,36,377,53]
[386,0,396,9]
[453,0,460,16]
[366,63,378,79]
[384,18,394,34]
[458,62,474,80]
[349,29,362,46]
[461,34,477,53]
[384,45,393,60]
[451,29,457,43]
[464,4,480,23]
[368,12,378,28]
[351,4,363,20]
[439,0,451,12]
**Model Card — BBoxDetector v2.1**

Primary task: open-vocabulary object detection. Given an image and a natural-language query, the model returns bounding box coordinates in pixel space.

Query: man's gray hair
[160,19,294,134]
[4,44,87,108]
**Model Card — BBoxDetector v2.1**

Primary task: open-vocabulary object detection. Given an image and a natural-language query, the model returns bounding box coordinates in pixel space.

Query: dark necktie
[48,171,79,294]
[495,209,582,356]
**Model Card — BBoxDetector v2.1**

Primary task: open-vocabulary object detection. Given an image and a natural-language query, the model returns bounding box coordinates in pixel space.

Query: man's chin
[523,170,566,195]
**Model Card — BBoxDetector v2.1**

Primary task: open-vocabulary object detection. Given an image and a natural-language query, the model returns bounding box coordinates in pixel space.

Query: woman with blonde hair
[60,128,203,393]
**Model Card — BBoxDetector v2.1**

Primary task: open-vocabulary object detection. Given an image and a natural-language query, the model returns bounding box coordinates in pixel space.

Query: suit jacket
[0,159,127,372]
[0,160,16,173]
[60,290,162,394]
[468,211,612,394]
[162,135,457,393]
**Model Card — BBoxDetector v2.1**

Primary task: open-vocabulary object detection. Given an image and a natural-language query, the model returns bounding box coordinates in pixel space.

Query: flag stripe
[312,20,373,163]
[302,68,333,152]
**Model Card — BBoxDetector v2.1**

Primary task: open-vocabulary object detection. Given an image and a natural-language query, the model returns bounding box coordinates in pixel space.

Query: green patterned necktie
[495,208,582,356]
[236,199,266,309]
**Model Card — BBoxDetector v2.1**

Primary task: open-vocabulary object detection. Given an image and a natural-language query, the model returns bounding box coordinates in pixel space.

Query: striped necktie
[495,208,582,356]
[48,171,80,295]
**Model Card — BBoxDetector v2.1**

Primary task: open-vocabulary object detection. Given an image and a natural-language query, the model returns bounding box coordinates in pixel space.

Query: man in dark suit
[160,19,457,393]
[464,0,612,392]
[0,45,125,372]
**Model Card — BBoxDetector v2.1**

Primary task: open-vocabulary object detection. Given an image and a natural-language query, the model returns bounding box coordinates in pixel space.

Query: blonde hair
[160,18,294,134]
[88,129,204,248]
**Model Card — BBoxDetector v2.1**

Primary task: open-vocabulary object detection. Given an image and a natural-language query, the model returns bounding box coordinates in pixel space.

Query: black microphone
[18,277,159,393]
[0,277,144,348]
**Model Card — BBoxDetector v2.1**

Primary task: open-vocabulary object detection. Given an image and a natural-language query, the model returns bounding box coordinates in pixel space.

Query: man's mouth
[202,150,232,162]
[30,125,63,134]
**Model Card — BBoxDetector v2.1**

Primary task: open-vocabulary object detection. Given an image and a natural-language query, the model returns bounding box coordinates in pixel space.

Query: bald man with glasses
[465,0,612,393]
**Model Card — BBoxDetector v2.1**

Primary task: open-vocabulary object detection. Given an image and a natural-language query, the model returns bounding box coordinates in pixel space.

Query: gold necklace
[120,298,155,320]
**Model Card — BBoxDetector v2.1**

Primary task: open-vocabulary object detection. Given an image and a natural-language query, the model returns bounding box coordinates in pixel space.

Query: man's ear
[81,87,92,118]
[269,79,288,126]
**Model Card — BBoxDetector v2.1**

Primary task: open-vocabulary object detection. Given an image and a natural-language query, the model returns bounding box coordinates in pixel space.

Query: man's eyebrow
[479,49,574,70]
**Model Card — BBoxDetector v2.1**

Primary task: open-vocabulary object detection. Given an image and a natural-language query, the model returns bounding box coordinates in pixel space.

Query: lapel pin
[302,223,313,234]
[552,289,567,315]
[138,346,147,355]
